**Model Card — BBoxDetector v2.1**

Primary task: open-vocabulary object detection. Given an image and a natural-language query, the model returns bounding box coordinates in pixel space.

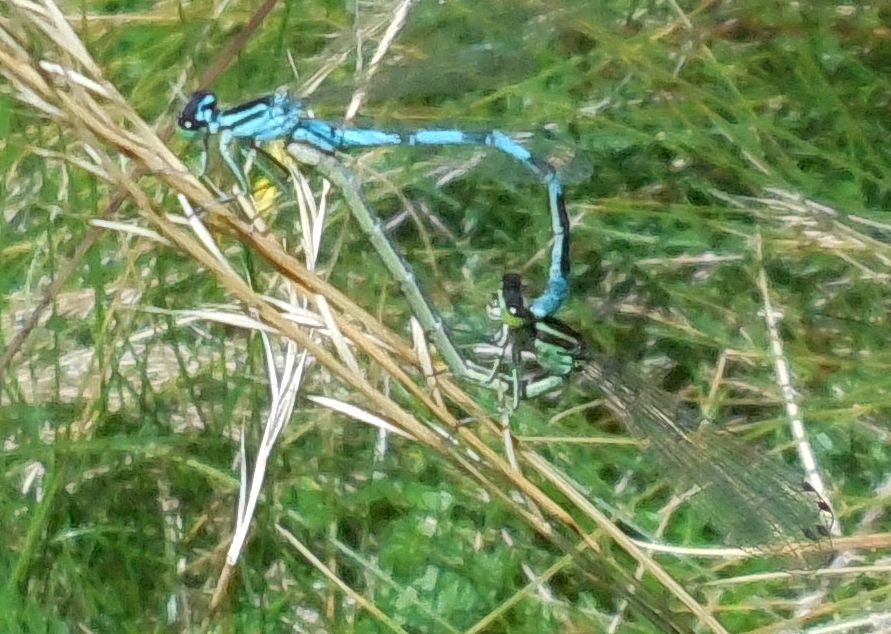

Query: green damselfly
[492,273,834,550]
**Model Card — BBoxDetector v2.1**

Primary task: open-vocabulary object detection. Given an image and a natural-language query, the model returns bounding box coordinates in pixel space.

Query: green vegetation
[2,0,890,631]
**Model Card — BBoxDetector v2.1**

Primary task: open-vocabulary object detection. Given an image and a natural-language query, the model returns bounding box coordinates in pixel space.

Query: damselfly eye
[177,90,218,133]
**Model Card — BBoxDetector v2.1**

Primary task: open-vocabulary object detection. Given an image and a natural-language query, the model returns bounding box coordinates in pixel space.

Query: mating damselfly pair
[177,87,833,552]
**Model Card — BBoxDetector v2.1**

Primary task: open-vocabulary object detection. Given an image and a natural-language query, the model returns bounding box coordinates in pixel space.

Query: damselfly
[494,273,834,551]
[177,88,570,319]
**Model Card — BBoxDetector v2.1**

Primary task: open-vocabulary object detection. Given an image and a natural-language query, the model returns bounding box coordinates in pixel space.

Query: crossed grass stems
[209,133,833,554]
[177,141,729,631]
[178,102,837,627]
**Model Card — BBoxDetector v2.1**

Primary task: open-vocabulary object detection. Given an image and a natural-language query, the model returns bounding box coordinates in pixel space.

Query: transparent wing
[577,357,832,552]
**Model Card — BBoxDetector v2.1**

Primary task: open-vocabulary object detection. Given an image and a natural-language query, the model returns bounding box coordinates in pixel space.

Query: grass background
[2,0,891,632]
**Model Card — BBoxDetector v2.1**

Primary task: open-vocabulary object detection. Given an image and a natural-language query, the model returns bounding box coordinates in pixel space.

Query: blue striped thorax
[177,90,307,142]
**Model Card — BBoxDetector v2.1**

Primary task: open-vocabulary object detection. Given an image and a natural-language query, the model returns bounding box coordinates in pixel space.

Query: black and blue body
[177,89,570,318]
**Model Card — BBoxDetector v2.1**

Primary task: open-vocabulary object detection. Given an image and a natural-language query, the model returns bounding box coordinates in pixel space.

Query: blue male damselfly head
[177,91,219,138]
